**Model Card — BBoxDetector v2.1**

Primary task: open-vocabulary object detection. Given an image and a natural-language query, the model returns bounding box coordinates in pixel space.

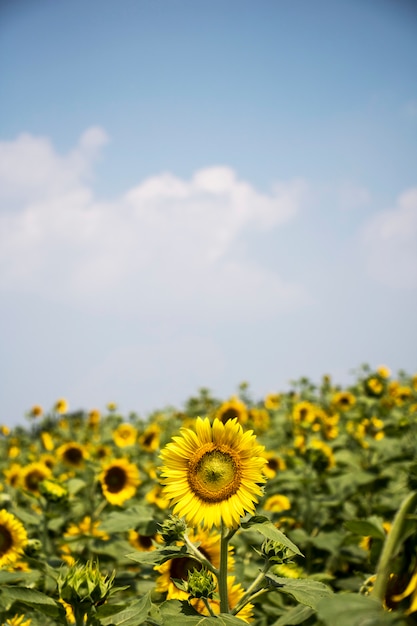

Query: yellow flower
[0,510,28,568]
[160,417,266,529]
[377,365,391,379]
[88,409,101,427]
[248,408,270,432]
[264,393,281,410]
[155,527,233,600]
[331,391,356,411]
[263,494,291,513]
[19,462,51,494]
[57,442,88,468]
[305,439,335,471]
[3,463,22,488]
[107,401,118,412]
[4,615,32,626]
[40,431,54,451]
[64,515,109,541]
[263,452,287,479]
[146,485,171,509]
[29,404,43,418]
[138,423,161,452]
[215,396,249,425]
[112,423,137,447]
[394,386,412,405]
[392,570,417,615]
[54,398,69,414]
[292,401,316,424]
[128,530,160,552]
[99,458,141,506]
[1,425,10,436]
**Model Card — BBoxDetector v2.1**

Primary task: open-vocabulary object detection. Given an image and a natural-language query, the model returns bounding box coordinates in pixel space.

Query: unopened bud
[159,515,187,544]
[187,567,216,599]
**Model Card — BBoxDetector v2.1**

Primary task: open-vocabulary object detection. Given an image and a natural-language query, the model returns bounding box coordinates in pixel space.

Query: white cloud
[0,127,309,320]
[361,187,417,288]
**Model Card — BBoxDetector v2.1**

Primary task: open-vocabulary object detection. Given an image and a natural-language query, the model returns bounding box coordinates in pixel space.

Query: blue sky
[1,0,417,425]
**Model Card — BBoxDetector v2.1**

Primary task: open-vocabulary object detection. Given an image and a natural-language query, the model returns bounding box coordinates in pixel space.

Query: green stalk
[371,491,417,604]
[232,560,270,615]
[219,521,230,613]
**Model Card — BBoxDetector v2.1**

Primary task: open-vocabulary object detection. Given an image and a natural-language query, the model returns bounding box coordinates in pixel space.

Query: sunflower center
[0,526,13,556]
[188,444,242,502]
[105,467,127,493]
[170,556,202,581]
[219,408,239,423]
[65,447,83,465]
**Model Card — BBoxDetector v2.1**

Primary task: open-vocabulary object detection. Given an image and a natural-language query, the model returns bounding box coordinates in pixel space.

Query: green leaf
[316,593,407,626]
[0,586,65,618]
[127,544,189,565]
[99,591,153,625]
[100,505,156,533]
[344,518,386,540]
[66,477,87,495]
[159,599,249,626]
[265,575,333,610]
[271,604,315,626]
[241,520,303,557]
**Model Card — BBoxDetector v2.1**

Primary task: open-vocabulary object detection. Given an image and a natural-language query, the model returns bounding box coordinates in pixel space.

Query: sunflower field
[1,364,417,626]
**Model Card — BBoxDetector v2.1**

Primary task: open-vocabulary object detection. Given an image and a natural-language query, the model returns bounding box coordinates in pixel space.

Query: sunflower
[29,404,43,418]
[155,527,233,600]
[57,442,88,468]
[64,515,109,542]
[0,510,28,568]
[88,409,101,428]
[160,417,266,529]
[331,391,356,411]
[112,423,137,447]
[138,423,161,452]
[54,398,69,414]
[264,393,281,410]
[292,401,316,424]
[263,452,286,479]
[191,576,254,622]
[19,462,51,494]
[4,616,32,626]
[99,458,141,505]
[40,431,54,451]
[263,494,291,513]
[128,530,160,552]
[215,397,249,425]
[4,463,22,488]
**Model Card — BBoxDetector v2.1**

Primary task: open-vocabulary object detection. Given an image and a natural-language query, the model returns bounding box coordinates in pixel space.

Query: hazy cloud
[361,187,417,289]
[0,127,309,321]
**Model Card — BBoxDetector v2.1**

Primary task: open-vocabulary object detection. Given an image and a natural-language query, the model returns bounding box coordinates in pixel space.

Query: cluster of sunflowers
[0,364,417,626]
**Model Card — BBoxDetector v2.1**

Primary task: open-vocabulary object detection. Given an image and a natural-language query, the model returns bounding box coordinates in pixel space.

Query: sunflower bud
[261,539,293,563]
[39,479,68,504]
[58,560,115,609]
[187,567,216,599]
[24,538,42,557]
[159,515,187,544]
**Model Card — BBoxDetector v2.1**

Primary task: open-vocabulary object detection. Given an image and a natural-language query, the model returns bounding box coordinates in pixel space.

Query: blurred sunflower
[155,527,233,600]
[263,452,286,479]
[128,530,160,552]
[99,458,140,505]
[305,439,335,472]
[191,576,253,622]
[264,393,281,410]
[112,423,137,447]
[54,398,69,414]
[4,616,32,626]
[0,510,28,568]
[146,485,171,509]
[292,401,315,424]
[160,417,266,529]
[88,409,101,428]
[138,423,161,452]
[263,494,291,513]
[215,396,249,425]
[248,408,270,432]
[29,404,43,418]
[377,365,391,379]
[57,442,88,468]
[4,463,22,488]
[19,462,51,494]
[64,515,109,542]
[40,431,54,451]
[332,391,356,411]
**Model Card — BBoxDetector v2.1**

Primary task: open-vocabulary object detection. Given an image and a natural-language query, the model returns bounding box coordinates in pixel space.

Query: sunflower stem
[219,521,230,614]
[183,534,218,576]
[202,597,217,617]
[231,560,270,615]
